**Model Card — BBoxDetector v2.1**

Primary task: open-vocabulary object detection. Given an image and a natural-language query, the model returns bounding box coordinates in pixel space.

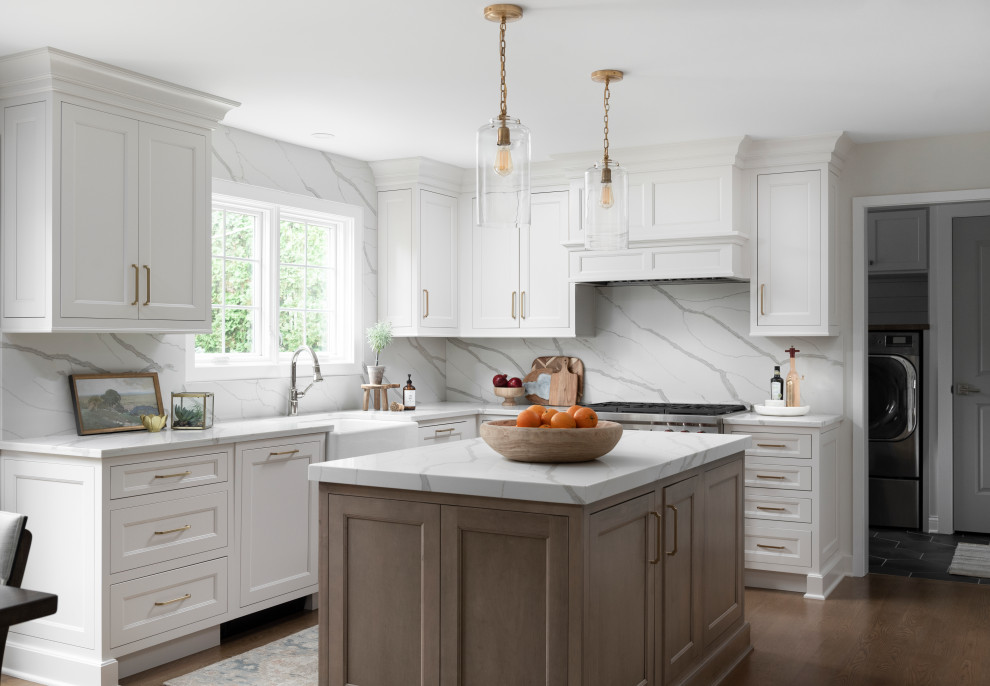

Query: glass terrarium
[171,392,214,430]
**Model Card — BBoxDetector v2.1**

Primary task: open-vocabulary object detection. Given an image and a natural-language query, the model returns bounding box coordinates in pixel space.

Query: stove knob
[696,429,705,433]
[680,428,690,432]
[664,429,674,432]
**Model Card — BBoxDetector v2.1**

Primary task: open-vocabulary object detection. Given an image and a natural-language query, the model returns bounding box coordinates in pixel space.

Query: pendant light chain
[602,76,611,167]
[499,17,508,120]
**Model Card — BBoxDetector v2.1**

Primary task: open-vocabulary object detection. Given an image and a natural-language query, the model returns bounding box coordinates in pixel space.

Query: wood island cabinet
[321,453,749,686]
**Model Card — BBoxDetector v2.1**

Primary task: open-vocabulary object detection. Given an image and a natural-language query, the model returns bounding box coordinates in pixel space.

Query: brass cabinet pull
[153,524,191,536]
[143,265,151,306]
[269,449,300,457]
[131,264,140,306]
[153,471,191,479]
[665,504,679,556]
[760,284,766,316]
[756,506,787,512]
[649,511,662,565]
[423,289,429,319]
[511,291,517,319]
[756,474,787,480]
[756,443,787,448]
[521,291,526,319]
[434,428,455,436]
[757,543,787,550]
[154,593,191,606]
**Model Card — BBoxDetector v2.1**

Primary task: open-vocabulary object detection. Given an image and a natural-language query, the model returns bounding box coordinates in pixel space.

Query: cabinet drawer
[735,432,811,460]
[744,526,812,568]
[745,462,811,491]
[110,450,230,499]
[743,494,812,523]
[110,557,227,648]
[417,419,477,444]
[110,491,228,573]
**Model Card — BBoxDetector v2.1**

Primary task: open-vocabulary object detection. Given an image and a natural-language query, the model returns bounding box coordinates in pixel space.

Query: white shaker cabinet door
[237,438,321,608]
[420,190,458,329]
[754,170,822,328]
[60,102,140,320]
[521,191,570,329]
[472,224,520,329]
[139,122,209,322]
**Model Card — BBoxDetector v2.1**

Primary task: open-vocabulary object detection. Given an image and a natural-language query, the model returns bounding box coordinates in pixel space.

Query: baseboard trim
[678,620,752,686]
[3,639,117,686]
[117,626,221,678]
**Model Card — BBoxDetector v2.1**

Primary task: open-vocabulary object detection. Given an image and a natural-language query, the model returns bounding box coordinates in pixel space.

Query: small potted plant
[366,320,393,385]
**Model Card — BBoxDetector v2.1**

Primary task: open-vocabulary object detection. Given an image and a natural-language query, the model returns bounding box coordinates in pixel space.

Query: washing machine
[868,331,921,529]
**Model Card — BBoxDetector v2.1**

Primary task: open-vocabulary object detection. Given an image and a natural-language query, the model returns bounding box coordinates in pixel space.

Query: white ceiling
[5,0,990,168]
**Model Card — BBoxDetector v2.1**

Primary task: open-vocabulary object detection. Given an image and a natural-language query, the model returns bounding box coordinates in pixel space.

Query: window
[188,180,362,380]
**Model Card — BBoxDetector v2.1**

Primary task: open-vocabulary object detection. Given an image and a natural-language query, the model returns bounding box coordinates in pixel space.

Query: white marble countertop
[722,412,843,430]
[308,431,750,505]
[0,415,342,458]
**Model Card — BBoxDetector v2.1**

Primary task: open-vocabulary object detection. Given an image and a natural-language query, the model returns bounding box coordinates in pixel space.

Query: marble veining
[446,283,844,415]
[309,431,750,505]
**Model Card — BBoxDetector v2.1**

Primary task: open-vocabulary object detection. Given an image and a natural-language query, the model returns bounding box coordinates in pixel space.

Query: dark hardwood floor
[2,574,988,685]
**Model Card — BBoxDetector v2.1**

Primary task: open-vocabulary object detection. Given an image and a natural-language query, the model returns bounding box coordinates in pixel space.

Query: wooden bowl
[493,386,526,406]
[479,420,623,463]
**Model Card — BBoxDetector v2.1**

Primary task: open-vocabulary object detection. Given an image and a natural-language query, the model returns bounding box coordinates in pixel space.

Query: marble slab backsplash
[0,125,446,440]
[446,283,844,415]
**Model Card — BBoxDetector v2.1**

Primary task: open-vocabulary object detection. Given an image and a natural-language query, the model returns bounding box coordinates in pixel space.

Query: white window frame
[187,179,363,381]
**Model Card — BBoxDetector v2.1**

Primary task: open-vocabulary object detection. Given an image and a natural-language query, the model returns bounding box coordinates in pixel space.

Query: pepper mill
[784,347,801,407]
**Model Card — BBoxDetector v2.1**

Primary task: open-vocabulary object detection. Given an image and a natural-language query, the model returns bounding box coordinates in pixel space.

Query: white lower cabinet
[729,420,844,599]
[0,431,325,686]
[415,416,478,444]
[236,436,321,607]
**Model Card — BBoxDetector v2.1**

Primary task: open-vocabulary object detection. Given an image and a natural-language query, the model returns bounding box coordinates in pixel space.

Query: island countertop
[308,430,750,505]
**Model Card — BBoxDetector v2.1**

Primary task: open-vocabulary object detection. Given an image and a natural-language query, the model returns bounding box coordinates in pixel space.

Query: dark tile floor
[869,527,990,584]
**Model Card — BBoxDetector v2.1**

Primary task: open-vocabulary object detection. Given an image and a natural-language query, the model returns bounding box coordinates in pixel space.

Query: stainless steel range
[582,402,749,434]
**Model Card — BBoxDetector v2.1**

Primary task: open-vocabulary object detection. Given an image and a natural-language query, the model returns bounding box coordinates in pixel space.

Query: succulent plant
[172,403,204,428]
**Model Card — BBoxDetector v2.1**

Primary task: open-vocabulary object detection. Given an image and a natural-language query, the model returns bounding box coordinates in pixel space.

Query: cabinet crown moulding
[0,47,239,127]
[369,157,465,193]
[739,132,852,171]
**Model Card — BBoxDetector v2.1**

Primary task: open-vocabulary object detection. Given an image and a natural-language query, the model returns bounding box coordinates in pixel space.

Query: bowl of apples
[492,373,525,405]
[480,404,623,463]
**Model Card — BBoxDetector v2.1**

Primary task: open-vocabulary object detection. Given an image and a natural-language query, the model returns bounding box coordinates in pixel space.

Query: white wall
[0,126,446,439]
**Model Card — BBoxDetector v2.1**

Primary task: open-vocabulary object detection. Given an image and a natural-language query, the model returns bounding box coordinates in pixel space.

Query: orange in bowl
[516,409,541,428]
[573,407,599,428]
[550,412,577,429]
[541,408,559,424]
[566,405,582,417]
[526,404,547,417]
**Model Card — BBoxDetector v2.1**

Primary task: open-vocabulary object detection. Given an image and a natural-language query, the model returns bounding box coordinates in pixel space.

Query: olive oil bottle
[770,366,784,401]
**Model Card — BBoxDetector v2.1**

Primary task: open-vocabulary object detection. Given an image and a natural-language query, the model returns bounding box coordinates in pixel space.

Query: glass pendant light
[584,70,628,250]
[477,4,531,229]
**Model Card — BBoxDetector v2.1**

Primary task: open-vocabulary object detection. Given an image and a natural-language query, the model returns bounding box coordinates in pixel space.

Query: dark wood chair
[0,513,54,668]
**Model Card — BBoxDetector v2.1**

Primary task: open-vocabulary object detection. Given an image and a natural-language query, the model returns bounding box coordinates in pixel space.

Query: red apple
[507,377,522,388]
[493,374,508,387]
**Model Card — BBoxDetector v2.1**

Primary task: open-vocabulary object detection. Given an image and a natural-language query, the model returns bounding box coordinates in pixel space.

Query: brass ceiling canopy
[484,4,524,22]
[591,69,624,84]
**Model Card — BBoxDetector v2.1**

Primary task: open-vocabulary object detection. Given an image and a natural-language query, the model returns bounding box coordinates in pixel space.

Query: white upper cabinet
[751,167,838,336]
[0,48,237,333]
[376,187,458,336]
[467,189,593,336]
[868,208,928,273]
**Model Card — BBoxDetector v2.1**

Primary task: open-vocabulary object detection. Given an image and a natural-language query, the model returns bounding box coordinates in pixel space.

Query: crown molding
[738,132,851,172]
[369,157,465,194]
[0,47,239,128]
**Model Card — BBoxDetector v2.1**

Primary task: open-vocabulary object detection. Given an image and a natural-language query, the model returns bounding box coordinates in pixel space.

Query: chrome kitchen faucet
[288,345,323,416]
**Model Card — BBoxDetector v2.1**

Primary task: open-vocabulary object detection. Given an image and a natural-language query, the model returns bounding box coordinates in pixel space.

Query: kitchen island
[309,430,752,686]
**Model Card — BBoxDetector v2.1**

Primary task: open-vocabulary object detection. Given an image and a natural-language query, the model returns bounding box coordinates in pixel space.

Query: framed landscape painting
[69,373,165,436]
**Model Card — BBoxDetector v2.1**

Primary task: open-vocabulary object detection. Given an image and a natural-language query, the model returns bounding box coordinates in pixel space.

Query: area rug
[164,626,317,685]
[948,542,990,578]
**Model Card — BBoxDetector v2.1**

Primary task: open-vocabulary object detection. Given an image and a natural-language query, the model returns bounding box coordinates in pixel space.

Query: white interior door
[420,190,457,329]
[952,213,990,533]
[521,191,570,329]
[139,122,208,322]
[60,102,139,319]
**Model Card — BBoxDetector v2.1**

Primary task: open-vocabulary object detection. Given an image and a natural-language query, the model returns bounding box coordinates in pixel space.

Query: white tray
[753,405,810,416]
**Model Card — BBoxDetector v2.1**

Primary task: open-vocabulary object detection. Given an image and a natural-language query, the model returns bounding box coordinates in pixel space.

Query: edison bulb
[599,182,614,209]
[493,145,514,177]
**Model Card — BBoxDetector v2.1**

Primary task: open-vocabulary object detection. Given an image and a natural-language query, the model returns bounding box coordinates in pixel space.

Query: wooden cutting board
[548,367,579,407]
[531,356,584,402]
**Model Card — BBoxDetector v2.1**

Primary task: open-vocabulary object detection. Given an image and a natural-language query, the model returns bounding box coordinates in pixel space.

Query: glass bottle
[770,366,784,401]
[403,374,416,411]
